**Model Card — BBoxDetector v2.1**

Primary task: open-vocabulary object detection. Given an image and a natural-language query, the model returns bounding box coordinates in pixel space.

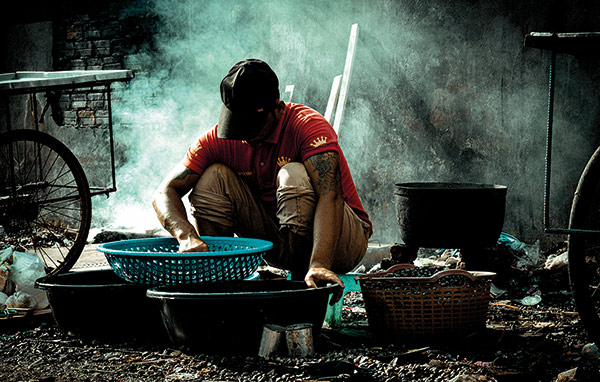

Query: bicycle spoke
[34,185,78,205]
[36,207,82,227]
[36,245,63,270]
[35,215,74,247]
[591,283,600,299]
[0,130,91,276]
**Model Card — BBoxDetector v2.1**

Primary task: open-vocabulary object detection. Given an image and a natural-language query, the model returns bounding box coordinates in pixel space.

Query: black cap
[217,59,280,140]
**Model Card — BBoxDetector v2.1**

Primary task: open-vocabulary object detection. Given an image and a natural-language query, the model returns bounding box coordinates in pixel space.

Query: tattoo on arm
[174,167,197,181]
[165,165,200,197]
[307,152,341,195]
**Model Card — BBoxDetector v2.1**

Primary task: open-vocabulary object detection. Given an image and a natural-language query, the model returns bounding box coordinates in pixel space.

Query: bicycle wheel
[568,145,600,345]
[0,129,92,275]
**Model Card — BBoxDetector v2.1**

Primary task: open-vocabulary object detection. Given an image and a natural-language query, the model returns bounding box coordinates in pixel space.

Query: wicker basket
[357,264,495,338]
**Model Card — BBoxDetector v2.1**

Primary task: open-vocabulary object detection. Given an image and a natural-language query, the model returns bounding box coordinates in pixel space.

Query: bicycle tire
[568,145,600,345]
[0,129,92,275]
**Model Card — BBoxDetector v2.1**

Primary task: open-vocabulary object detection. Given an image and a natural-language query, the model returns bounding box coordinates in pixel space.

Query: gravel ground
[1,285,599,382]
[2,241,600,382]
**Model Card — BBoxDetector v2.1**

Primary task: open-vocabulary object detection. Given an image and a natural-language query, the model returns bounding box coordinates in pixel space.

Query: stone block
[71,101,87,109]
[90,101,105,108]
[87,58,101,66]
[95,48,111,57]
[77,49,92,58]
[70,93,86,101]
[102,56,117,64]
[84,30,101,40]
[74,41,92,49]
[93,40,110,49]
[70,59,85,68]
[103,63,122,70]
[87,93,105,101]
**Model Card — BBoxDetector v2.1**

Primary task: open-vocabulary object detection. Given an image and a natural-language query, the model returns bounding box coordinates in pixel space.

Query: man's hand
[178,236,209,252]
[305,267,345,305]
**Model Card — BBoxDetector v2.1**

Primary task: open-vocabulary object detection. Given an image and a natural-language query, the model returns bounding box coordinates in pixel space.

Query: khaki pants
[188,163,370,273]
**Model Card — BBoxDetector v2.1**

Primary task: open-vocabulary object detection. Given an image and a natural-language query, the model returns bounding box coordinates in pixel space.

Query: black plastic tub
[395,182,507,249]
[147,280,338,354]
[35,269,167,343]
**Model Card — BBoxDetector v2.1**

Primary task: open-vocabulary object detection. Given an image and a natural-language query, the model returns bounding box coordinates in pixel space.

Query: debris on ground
[0,234,599,381]
[1,286,598,381]
[0,247,48,310]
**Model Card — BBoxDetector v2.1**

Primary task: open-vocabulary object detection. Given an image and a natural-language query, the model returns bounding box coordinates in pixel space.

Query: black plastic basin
[35,269,167,343]
[395,182,507,249]
[147,280,338,354]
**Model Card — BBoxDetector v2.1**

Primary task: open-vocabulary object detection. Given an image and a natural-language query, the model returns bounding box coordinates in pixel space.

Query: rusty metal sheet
[0,70,134,94]
[524,32,600,57]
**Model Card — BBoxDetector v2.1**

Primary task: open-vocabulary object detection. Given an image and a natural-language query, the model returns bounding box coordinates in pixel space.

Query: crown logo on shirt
[277,156,291,168]
[310,136,328,148]
[190,143,203,156]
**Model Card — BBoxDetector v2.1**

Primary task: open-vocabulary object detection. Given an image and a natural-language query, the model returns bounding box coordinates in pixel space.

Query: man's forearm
[309,194,344,269]
[152,188,198,242]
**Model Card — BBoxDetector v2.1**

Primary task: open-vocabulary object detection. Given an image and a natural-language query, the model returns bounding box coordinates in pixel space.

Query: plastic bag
[10,251,48,309]
[5,290,37,309]
[0,291,8,305]
[545,251,568,270]
[0,247,14,295]
[513,240,542,271]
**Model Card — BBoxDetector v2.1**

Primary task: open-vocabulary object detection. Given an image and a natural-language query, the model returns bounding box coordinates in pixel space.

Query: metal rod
[31,92,40,132]
[325,75,342,123]
[543,51,556,232]
[90,188,116,197]
[333,23,359,134]
[30,92,44,180]
[107,85,117,193]
[546,227,600,235]
[4,96,17,199]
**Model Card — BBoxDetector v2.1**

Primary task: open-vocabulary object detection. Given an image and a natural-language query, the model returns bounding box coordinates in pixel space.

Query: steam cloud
[93,0,600,245]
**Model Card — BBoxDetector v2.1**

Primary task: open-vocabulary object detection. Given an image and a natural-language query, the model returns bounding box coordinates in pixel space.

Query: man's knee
[277,162,311,188]
[188,164,238,226]
[276,163,315,235]
[195,163,233,187]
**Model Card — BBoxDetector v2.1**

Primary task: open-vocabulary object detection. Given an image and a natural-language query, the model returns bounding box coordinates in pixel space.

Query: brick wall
[0,0,161,191]
[49,0,157,130]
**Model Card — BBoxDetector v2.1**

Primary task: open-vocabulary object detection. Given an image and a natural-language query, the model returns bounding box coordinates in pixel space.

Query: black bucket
[394,182,507,249]
[147,280,338,354]
[35,269,167,343]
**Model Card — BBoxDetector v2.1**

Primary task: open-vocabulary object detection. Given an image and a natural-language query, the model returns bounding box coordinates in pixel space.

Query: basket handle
[428,269,478,283]
[356,265,491,284]
[382,264,415,273]
[355,263,415,281]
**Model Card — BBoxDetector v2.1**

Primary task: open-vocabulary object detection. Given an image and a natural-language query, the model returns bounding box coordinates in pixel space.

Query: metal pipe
[546,227,600,234]
[107,85,117,193]
[543,51,556,233]
[4,96,17,199]
[30,92,44,180]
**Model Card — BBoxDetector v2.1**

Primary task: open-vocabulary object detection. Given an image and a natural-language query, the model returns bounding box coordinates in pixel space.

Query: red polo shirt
[182,102,372,235]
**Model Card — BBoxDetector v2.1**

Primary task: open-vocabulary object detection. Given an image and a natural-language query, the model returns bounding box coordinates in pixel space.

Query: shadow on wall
[4,0,600,251]
[93,0,600,249]
[337,1,600,247]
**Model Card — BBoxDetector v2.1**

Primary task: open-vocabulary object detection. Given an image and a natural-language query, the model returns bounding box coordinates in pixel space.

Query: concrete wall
[2,0,600,249]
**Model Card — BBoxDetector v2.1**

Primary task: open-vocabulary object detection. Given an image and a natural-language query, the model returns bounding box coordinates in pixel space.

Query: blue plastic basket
[97,237,272,285]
